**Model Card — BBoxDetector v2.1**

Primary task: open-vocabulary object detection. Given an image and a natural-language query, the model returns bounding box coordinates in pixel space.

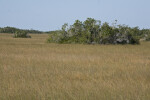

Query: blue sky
[0,0,150,31]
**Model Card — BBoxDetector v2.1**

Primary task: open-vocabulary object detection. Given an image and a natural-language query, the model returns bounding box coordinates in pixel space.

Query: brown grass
[0,33,150,100]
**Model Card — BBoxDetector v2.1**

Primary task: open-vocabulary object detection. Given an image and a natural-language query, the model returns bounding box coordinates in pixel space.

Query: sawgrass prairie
[0,33,150,100]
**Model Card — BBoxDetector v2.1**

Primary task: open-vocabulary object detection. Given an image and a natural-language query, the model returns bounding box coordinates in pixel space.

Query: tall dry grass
[0,33,150,100]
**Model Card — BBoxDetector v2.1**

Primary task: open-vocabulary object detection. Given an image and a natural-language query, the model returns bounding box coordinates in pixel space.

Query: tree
[83,18,101,43]
[61,23,68,38]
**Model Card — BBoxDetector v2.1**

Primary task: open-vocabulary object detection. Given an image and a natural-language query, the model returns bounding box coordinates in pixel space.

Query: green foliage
[0,27,19,33]
[140,29,150,41]
[145,34,150,41]
[47,31,63,43]
[13,31,31,38]
[47,18,142,44]
[0,26,42,34]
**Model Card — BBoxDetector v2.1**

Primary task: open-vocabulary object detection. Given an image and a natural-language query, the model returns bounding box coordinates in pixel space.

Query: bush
[145,34,150,41]
[13,31,31,38]
[47,31,64,43]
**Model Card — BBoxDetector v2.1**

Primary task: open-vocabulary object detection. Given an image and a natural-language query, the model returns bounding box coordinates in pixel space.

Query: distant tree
[0,27,42,34]
[61,23,68,37]
[83,18,101,43]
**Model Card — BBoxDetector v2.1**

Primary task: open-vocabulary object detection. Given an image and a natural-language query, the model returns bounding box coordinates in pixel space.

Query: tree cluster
[47,18,150,44]
[0,26,42,34]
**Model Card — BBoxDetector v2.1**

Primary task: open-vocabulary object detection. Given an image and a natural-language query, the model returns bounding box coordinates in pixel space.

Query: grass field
[0,33,150,100]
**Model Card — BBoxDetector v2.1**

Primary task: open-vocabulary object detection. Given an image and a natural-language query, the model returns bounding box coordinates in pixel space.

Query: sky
[0,0,150,31]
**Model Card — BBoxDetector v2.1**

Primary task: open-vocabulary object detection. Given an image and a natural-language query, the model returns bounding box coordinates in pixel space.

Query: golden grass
[0,33,150,100]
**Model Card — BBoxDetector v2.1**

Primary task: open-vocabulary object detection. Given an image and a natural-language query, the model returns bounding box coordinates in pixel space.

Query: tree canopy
[0,26,42,34]
[47,18,150,44]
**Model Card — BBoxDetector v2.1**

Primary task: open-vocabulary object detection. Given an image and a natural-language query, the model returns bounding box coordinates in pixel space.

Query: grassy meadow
[0,33,150,100]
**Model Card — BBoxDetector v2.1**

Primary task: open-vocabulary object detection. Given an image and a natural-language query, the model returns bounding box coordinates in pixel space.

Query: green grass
[0,33,150,100]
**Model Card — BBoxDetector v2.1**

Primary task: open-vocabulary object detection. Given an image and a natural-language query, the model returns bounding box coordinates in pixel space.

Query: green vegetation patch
[47,18,150,44]
[13,31,31,38]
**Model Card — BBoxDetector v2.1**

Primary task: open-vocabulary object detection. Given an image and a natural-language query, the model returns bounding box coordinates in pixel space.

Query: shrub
[13,31,31,38]
[145,34,150,41]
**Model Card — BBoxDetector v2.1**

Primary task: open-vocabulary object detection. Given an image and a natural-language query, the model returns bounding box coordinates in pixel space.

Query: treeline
[47,18,150,44]
[0,26,42,34]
